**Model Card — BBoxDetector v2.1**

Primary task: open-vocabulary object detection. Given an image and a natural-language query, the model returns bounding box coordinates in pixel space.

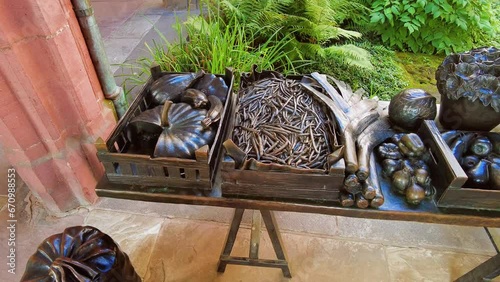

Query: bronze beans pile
[233,78,336,169]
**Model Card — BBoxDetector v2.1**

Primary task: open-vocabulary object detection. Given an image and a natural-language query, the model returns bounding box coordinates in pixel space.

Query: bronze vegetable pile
[377,133,434,205]
[442,131,500,189]
[125,71,227,158]
[233,77,337,169]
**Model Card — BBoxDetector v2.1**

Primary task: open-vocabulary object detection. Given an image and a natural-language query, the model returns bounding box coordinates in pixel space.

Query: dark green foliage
[369,0,498,54]
[300,42,408,100]
[213,0,374,69]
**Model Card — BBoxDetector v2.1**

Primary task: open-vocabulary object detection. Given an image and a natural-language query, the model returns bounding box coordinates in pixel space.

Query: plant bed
[220,69,345,202]
[96,67,234,192]
[418,120,500,211]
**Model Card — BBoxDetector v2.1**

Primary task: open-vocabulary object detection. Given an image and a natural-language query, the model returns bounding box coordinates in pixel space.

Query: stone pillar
[0,0,116,214]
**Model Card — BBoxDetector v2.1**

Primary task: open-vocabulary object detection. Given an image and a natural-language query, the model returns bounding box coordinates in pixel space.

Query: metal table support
[455,228,500,282]
[217,209,292,278]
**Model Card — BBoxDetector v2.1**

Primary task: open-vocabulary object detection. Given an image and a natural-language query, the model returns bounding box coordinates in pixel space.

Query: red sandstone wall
[0,0,116,214]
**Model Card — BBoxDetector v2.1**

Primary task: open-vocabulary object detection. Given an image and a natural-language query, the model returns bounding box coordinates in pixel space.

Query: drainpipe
[71,0,128,118]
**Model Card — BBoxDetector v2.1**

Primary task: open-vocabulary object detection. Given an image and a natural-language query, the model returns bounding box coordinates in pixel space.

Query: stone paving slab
[335,217,497,256]
[84,209,165,277]
[109,14,161,39]
[144,218,390,282]
[385,246,491,281]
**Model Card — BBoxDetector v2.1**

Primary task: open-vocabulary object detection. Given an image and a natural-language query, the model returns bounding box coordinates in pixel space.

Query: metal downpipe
[71,0,127,119]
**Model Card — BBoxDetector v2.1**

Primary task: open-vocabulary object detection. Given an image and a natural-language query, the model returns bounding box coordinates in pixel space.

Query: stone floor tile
[488,228,500,247]
[110,14,161,39]
[95,197,235,222]
[143,219,227,281]
[144,218,389,282]
[84,209,164,278]
[274,212,339,237]
[92,0,145,27]
[136,0,170,15]
[104,38,139,67]
[336,216,496,255]
[386,246,493,281]
[99,25,116,40]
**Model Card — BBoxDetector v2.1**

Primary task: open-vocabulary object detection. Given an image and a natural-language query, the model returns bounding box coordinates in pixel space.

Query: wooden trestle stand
[217,209,292,278]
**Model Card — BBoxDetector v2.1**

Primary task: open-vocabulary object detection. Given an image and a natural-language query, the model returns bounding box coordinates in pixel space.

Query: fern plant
[210,0,374,69]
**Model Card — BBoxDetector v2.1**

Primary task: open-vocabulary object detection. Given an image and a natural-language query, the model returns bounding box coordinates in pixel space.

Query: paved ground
[0,183,498,281]
[0,1,498,282]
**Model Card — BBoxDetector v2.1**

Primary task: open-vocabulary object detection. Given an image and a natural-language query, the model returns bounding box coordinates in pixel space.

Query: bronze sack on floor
[21,225,141,282]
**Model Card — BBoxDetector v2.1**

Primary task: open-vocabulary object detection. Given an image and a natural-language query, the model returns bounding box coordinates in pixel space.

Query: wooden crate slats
[199,168,210,180]
[97,152,206,169]
[135,164,150,175]
[105,174,210,189]
[119,162,134,175]
[439,189,500,210]
[222,169,342,190]
[418,120,467,189]
[195,145,209,163]
[185,168,199,181]
[101,161,117,174]
[167,166,182,178]
[150,165,166,177]
[139,96,149,112]
[105,78,154,151]
[207,73,235,167]
[222,183,340,201]
[329,158,346,176]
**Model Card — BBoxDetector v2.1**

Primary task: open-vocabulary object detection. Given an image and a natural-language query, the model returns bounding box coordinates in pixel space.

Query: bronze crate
[418,120,500,211]
[96,69,234,191]
[221,72,345,202]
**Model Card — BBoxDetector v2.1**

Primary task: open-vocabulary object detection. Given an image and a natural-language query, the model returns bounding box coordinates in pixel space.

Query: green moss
[395,52,445,101]
[299,41,408,101]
